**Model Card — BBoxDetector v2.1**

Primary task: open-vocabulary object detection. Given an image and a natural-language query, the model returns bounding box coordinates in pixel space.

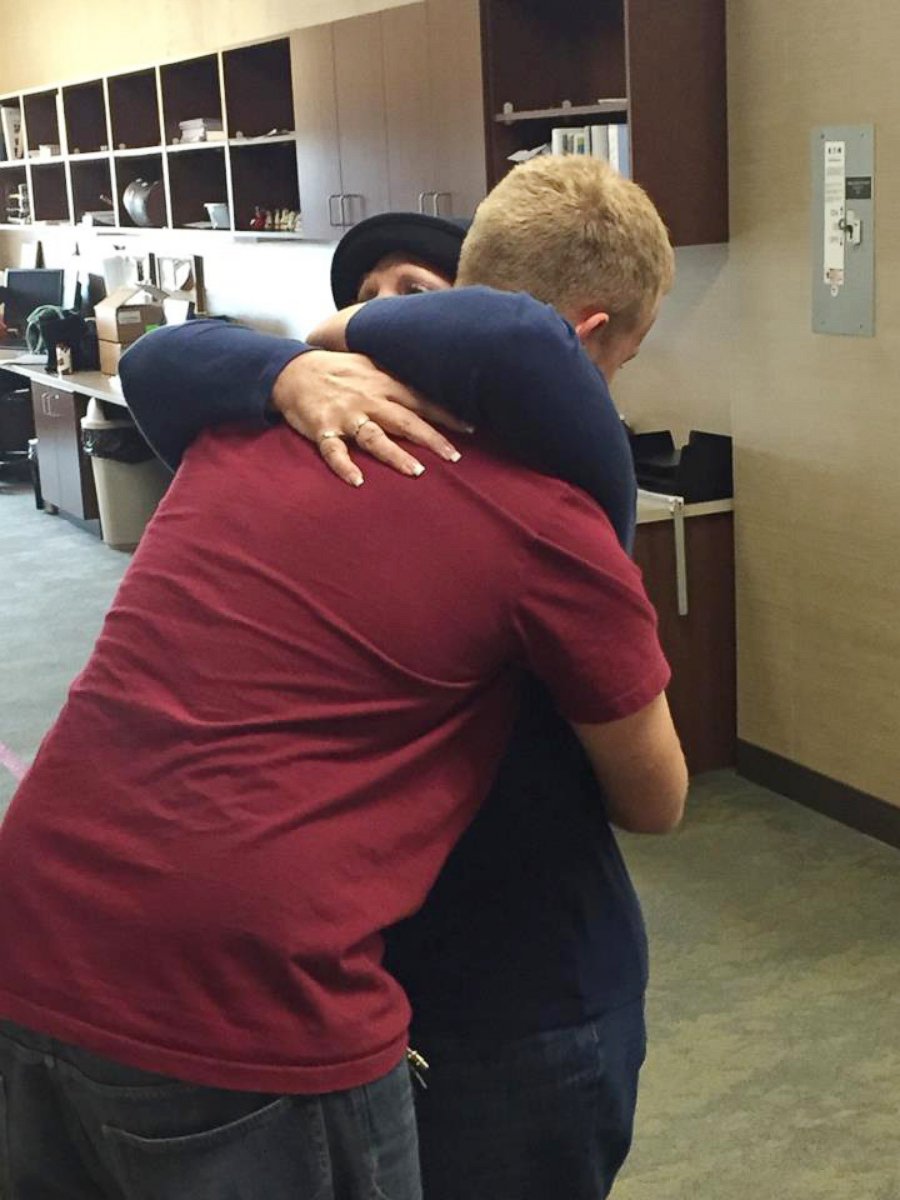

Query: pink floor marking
[0,741,28,782]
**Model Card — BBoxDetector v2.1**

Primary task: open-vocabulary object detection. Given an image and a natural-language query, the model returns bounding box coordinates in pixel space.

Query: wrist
[270,350,321,417]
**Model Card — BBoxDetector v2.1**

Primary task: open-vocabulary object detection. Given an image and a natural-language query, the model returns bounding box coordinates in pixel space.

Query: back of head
[457,156,674,331]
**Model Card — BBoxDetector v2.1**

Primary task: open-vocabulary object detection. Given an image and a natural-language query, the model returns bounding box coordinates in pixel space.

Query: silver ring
[317,429,344,445]
[352,416,376,438]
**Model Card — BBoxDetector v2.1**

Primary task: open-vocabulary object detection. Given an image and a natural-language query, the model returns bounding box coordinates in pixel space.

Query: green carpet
[2,483,898,1197]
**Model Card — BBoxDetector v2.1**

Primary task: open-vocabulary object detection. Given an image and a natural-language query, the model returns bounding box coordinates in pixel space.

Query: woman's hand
[271,350,472,487]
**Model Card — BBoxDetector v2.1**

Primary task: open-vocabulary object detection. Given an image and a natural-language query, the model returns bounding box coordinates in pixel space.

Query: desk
[0,351,127,408]
[0,352,127,525]
[635,491,735,774]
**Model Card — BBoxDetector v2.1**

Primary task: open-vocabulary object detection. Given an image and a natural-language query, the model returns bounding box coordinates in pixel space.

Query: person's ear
[572,309,610,344]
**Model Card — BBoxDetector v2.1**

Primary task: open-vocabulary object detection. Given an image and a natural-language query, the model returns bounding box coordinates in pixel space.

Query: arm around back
[347,287,637,551]
[510,483,680,830]
[573,694,687,834]
[120,320,308,470]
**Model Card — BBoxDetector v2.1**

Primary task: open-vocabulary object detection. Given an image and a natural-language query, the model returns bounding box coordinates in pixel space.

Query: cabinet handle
[328,194,342,227]
[342,194,363,227]
[432,191,452,216]
[417,191,429,214]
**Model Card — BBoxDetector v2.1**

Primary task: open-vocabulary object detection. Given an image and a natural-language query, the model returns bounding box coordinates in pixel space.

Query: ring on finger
[318,429,344,445]
[352,416,376,439]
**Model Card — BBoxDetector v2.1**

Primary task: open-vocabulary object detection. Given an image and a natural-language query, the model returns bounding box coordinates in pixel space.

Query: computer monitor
[2,268,65,336]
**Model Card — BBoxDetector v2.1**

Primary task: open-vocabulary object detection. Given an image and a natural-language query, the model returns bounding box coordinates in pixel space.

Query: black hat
[330,212,470,309]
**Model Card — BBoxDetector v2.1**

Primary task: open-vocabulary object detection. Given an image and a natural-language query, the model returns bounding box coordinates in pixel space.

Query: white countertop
[637,489,733,525]
[0,350,125,406]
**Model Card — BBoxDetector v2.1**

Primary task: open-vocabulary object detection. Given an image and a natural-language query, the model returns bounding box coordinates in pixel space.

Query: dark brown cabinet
[480,0,728,246]
[633,510,736,774]
[31,381,99,522]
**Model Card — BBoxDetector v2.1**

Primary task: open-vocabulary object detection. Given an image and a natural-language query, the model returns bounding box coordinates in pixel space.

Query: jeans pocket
[103,1093,331,1200]
[356,1065,422,1200]
[0,1074,9,1200]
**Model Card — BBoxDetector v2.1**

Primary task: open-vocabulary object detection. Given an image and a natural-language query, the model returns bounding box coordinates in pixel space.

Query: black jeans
[0,1020,421,1199]
[413,998,646,1200]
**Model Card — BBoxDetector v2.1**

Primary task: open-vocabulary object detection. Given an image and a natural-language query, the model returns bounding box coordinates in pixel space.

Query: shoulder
[462,440,624,561]
[450,286,576,338]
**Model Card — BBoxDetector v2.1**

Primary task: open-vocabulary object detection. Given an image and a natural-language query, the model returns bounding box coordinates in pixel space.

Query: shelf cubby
[113,153,166,228]
[229,141,299,231]
[108,68,162,150]
[481,0,728,246]
[30,162,69,222]
[160,54,223,145]
[22,89,62,156]
[223,38,293,140]
[167,145,228,228]
[0,97,25,162]
[62,80,108,154]
[70,158,115,225]
[1,165,29,225]
[483,0,627,179]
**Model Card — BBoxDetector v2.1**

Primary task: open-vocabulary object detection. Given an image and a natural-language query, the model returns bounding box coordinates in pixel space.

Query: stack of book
[177,117,225,144]
[549,124,631,177]
[5,181,30,224]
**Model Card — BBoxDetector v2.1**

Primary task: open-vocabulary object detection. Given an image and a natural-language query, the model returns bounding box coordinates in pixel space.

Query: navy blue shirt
[120,287,648,1035]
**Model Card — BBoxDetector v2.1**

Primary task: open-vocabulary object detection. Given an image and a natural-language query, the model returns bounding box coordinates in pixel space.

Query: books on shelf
[549,122,631,177]
[0,106,24,162]
[589,125,609,161]
[177,117,224,144]
[608,123,631,178]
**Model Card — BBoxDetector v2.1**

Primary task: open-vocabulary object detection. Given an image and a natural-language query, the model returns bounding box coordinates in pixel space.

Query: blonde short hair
[457,155,674,329]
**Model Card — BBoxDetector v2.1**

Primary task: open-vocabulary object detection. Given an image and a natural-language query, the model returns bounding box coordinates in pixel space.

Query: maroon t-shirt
[0,424,669,1093]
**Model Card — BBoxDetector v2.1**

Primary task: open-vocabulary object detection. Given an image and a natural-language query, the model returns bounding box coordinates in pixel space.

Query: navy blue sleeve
[119,320,309,471]
[346,286,636,551]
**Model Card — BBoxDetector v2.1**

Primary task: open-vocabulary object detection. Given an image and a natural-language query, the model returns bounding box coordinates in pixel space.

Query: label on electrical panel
[824,140,846,289]
[846,176,872,200]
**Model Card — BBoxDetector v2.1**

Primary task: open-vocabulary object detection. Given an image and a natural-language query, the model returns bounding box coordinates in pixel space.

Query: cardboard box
[94,286,165,347]
[98,340,123,376]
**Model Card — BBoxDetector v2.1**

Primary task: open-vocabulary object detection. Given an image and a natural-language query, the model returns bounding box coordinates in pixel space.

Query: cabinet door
[333,13,389,227]
[291,24,344,241]
[31,384,62,509]
[382,4,435,214]
[426,0,487,218]
[54,391,98,521]
[624,0,728,245]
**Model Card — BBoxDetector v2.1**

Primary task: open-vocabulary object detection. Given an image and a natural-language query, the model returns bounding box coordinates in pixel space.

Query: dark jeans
[0,1020,421,1200]
[413,998,646,1200]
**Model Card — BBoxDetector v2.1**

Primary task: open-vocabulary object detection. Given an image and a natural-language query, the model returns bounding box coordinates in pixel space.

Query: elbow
[610,780,688,835]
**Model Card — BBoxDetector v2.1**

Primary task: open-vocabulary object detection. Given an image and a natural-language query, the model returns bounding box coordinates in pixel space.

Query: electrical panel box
[811,124,875,337]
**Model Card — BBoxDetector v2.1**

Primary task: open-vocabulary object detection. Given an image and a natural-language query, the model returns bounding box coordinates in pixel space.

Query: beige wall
[0,0,414,91]
[619,0,900,806]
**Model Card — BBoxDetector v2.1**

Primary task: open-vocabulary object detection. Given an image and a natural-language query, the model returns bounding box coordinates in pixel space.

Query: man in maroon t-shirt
[0,157,686,1198]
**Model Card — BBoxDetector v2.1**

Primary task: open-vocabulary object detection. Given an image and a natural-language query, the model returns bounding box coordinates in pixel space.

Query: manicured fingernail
[462,424,476,434]
[409,462,425,477]
[351,474,364,487]
[444,449,461,463]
